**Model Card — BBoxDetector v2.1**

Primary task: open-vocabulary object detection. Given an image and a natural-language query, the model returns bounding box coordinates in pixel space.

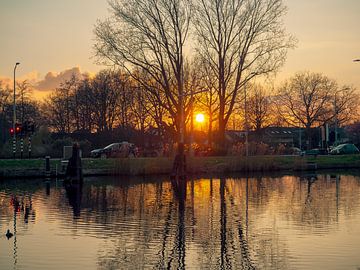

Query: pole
[13,63,20,159]
[334,93,338,146]
[244,83,249,157]
[20,86,24,159]
[189,88,194,157]
[299,120,302,150]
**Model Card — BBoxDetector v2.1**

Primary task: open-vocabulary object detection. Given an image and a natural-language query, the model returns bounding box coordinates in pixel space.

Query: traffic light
[15,123,22,135]
[10,127,14,136]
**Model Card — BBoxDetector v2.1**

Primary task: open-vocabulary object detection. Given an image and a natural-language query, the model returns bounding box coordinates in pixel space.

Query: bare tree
[16,80,33,124]
[44,74,80,133]
[332,86,359,126]
[247,84,272,133]
[195,59,219,147]
[45,90,70,133]
[90,70,123,132]
[75,78,94,132]
[193,0,295,146]
[275,72,352,149]
[94,0,192,145]
[59,75,79,133]
[0,81,12,142]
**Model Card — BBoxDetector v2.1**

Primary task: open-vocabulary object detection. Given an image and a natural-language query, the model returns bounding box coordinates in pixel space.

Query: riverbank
[1,155,360,179]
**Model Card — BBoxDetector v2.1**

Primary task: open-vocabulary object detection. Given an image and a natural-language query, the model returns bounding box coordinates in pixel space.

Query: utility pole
[13,62,20,159]
[244,83,249,157]
[334,93,338,146]
[299,120,302,150]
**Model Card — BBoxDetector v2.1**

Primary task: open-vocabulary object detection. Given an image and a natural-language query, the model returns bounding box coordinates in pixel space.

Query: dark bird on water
[5,229,13,239]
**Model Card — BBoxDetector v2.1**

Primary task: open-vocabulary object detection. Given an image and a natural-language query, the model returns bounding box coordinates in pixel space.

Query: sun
[195,113,205,123]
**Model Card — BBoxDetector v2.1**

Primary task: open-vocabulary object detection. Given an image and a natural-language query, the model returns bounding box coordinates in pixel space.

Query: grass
[1,155,360,178]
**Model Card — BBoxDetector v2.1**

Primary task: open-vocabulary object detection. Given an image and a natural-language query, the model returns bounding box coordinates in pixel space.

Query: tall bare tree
[94,0,192,145]
[195,59,219,147]
[90,70,123,132]
[0,81,12,143]
[193,0,295,146]
[331,86,359,126]
[247,84,272,133]
[16,80,32,123]
[76,77,96,132]
[275,72,358,149]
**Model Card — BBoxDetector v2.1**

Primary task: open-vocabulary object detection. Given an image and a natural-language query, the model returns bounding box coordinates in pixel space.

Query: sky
[0,0,359,99]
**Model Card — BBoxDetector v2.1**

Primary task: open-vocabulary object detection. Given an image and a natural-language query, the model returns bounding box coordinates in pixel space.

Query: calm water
[1,173,360,269]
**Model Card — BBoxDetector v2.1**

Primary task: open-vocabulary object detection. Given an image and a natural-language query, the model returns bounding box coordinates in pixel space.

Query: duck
[5,229,13,239]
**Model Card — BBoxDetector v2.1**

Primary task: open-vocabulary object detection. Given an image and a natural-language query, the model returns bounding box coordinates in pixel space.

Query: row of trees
[0,68,358,152]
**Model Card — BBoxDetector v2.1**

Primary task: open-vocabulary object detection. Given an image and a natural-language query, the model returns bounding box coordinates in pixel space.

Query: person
[65,143,83,182]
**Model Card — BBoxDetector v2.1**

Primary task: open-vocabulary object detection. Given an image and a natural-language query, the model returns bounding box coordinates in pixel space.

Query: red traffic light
[9,123,23,135]
[15,123,22,134]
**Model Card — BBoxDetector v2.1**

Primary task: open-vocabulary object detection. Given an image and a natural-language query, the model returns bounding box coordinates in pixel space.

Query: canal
[1,173,360,269]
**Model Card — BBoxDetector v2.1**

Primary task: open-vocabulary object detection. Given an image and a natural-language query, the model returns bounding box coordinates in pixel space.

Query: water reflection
[0,173,360,269]
[64,180,83,218]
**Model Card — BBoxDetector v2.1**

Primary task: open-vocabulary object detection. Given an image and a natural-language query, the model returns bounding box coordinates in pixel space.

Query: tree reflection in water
[2,174,360,269]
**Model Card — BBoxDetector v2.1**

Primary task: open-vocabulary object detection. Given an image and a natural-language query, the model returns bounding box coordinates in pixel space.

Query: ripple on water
[0,175,360,269]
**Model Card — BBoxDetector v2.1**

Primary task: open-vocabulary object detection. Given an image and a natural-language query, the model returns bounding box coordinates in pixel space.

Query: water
[1,173,360,269]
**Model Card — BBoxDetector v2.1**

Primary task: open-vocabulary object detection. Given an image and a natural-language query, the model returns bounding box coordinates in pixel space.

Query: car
[301,148,328,157]
[289,147,302,155]
[90,147,104,158]
[329,143,359,155]
[90,142,137,158]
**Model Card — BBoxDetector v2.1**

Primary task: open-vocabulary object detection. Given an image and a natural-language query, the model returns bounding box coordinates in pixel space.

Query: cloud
[1,71,41,88]
[1,67,93,100]
[36,67,87,91]
[0,76,12,88]
[19,71,41,84]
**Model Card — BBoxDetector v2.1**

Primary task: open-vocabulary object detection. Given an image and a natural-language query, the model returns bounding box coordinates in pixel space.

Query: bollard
[13,137,16,159]
[45,156,51,177]
[28,135,32,159]
[20,138,23,159]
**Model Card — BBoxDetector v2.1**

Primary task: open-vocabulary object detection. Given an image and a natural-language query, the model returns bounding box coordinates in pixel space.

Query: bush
[229,141,273,156]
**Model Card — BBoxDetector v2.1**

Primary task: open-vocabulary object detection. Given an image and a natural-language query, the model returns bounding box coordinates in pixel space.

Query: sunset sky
[0,0,359,98]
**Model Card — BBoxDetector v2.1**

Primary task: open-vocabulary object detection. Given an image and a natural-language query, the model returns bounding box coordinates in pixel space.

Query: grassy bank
[1,155,360,179]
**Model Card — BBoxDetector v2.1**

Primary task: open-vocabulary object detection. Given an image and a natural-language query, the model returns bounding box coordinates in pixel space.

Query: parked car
[330,143,359,155]
[90,147,103,158]
[301,148,328,157]
[288,147,302,155]
[90,142,137,158]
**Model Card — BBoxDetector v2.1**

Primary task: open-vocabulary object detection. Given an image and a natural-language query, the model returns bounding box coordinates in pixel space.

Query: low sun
[195,113,205,123]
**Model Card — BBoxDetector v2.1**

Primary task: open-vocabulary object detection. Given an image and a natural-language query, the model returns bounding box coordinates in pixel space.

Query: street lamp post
[13,62,20,159]
[334,92,338,146]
